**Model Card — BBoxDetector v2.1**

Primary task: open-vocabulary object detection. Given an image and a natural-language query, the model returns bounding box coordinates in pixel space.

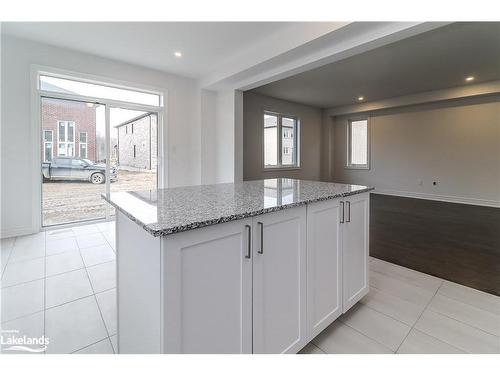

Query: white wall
[200,89,216,184]
[213,90,237,183]
[243,92,323,181]
[329,96,500,206]
[1,35,200,237]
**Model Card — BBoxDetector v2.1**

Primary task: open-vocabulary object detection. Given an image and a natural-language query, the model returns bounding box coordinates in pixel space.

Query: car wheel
[91,172,105,184]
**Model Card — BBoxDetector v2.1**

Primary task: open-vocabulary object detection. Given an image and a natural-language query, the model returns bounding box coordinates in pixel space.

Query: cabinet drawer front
[252,206,307,354]
[163,219,253,353]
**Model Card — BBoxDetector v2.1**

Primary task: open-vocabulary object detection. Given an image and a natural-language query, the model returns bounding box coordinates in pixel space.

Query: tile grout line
[310,342,326,354]
[394,279,444,353]
[81,222,117,354]
[75,234,114,349]
[410,326,467,354]
[317,261,447,354]
[372,260,500,311]
[2,256,116,291]
[361,284,425,317]
[1,237,16,278]
[370,272,500,329]
[370,269,438,300]
[1,308,46,325]
[70,335,114,354]
[425,304,500,338]
[334,318,396,353]
[431,282,500,338]
[434,289,500,318]
[96,223,116,254]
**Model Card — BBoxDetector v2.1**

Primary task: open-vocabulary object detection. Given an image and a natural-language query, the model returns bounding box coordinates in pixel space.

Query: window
[40,74,161,107]
[57,121,75,157]
[263,112,299,168]
[347,118,369,169]
[43,130,53,162]
[79,132,88,158]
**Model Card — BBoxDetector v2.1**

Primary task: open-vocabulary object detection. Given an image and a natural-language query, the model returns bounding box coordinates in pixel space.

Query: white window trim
[57,120,76,157]
[346,117,370,170]
[79,131,88,158]
[263,110,300,170]
[43,130,53,162]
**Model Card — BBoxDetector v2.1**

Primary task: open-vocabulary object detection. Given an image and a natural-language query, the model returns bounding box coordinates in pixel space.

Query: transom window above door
[263,111,300,169]
[40,74,162,107]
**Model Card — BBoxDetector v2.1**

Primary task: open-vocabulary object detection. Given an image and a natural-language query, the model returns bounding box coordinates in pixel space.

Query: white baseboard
[373,189,500,208]
[1,225,37,239]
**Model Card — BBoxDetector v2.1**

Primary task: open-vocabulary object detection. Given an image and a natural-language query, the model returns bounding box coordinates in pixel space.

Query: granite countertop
[102,178,373,237]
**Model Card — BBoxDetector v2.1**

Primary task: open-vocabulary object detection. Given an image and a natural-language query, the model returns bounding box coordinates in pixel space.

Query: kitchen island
[103,178,373,354]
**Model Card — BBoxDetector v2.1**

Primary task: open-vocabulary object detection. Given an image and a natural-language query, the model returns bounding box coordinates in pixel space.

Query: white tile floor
[1,221,117,354]
[300,256,500,354]
[2,224,499,354]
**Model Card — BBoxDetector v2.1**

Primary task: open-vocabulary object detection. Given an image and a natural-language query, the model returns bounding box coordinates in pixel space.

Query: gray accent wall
[243,92,323,181]
[328,96,500,205]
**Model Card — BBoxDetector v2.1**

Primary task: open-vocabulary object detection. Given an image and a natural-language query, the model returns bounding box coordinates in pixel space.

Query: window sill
[263,166,301,172]
[345,165,370,170]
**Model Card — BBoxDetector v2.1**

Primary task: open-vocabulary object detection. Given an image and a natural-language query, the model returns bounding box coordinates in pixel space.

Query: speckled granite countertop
[102,178,373,237]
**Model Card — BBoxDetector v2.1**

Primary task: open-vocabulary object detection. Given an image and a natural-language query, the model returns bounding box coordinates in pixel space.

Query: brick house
[115,113,157,170]
[41,97,97,163]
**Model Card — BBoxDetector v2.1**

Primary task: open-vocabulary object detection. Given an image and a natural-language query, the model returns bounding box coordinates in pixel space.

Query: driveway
[42,170,156,226]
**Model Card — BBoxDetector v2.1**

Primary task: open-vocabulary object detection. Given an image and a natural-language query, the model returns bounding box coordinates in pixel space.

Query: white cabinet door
[162,219,253,353]
[252,206,307,354]
[342,193,370,312]
[306,199,343,340]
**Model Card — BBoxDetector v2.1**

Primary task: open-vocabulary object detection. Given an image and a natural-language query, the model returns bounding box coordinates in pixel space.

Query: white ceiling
[250,22,500,108]
[1,22,340,79]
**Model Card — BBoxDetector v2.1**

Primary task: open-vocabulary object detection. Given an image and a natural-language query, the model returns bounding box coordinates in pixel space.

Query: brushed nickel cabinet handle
[340,201,345,223]
[346,201,351,223]
[258,222,264,254]
[245,225,251,259]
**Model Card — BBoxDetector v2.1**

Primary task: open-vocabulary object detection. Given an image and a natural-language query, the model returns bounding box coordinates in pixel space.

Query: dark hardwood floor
[370,193,500,296]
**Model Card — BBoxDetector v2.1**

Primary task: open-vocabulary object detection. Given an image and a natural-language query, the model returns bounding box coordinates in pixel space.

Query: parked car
[42,157,117,184]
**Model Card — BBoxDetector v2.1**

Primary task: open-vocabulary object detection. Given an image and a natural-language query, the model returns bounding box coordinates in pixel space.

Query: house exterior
[41,97,97,163]
[115,113,157,170]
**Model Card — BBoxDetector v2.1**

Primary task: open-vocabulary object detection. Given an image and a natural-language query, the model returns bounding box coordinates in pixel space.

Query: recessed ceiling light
[465,76,475,82]
[358,96,364,101]
[174,51,182,58]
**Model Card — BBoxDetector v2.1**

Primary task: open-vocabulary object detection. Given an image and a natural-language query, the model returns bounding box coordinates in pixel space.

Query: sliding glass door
[108,106,158,217]
[41,97,106,226]
[38,73,162,227]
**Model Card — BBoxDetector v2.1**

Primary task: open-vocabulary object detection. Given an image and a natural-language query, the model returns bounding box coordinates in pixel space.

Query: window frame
[79,131,88,158]
[262,110,300,170]
[346,117,370,170]
[57,120,76,157]
[43,130,53,162]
